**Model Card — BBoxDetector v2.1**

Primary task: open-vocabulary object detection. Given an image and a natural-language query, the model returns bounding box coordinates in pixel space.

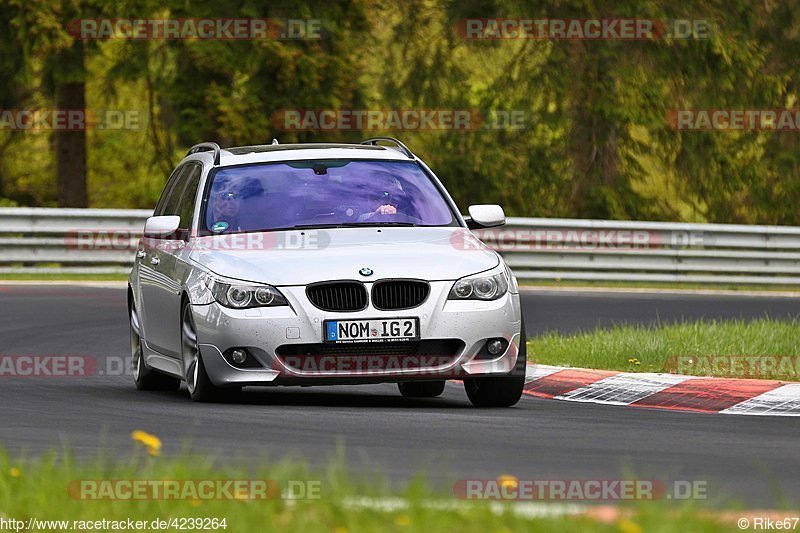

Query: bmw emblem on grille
[359,267,373,277]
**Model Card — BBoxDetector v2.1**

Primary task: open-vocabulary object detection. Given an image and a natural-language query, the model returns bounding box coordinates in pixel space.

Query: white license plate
[324,318,419,343]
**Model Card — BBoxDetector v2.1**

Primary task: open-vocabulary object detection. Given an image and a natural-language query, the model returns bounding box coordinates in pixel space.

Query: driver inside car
[208,177,264,233]
[357,176,405,222]
[209,186,243,233]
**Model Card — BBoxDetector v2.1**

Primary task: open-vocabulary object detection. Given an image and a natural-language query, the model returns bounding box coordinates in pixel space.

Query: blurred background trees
[0,0,798,224]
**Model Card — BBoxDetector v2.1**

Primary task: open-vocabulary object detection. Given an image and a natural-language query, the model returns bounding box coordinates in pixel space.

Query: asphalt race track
[1,284,798,507]
[519,287,800,336]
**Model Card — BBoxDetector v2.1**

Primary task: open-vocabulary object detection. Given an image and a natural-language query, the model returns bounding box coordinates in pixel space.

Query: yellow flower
[131,430,162,457]
[9,467,21,478]
[618,519,642,533]
[189,498,201,507]
[497,474,519,499]
[395,514,411,526]
[334,527,347,533]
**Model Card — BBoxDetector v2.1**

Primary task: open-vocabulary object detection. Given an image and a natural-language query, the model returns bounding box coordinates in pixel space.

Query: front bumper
[192,281,522,387]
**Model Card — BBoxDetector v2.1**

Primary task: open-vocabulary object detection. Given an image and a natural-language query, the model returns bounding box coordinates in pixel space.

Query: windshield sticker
[211,221,229,233]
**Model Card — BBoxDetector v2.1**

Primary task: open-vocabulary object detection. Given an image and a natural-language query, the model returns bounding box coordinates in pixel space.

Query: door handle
[150,257,160,266]
[136,250,146,259]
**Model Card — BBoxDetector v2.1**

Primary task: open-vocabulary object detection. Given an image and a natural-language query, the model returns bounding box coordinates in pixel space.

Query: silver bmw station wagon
[129,138,526,406]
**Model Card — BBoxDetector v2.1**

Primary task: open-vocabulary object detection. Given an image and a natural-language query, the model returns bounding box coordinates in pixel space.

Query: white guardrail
[1,207,800,284]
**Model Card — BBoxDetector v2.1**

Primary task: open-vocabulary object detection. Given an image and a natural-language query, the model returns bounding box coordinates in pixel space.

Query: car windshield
[202,159,456,234]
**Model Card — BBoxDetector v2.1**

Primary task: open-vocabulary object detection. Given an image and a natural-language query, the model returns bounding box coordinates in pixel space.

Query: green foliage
[528,318,800,380]
[0,448,747,532]
[0,0,799,220]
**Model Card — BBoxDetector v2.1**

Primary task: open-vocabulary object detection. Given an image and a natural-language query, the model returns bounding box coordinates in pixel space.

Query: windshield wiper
[270,222,418,231]
[357,222,417,227]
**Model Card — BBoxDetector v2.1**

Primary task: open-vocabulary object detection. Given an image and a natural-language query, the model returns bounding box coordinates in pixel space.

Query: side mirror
[466,204,505,229]
[143,215,181,239]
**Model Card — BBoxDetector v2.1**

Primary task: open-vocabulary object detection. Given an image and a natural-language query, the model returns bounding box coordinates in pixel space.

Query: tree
[0,1,29,203]
[47,38,88,207]
[10,0,94,207]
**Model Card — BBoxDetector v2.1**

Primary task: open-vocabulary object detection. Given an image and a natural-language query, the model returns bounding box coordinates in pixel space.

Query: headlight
[205,278,288,309]
[448,270,509,301]
[505,264,519,293]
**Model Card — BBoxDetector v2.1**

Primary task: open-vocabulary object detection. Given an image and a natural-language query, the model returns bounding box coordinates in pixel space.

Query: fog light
[487,339,504,355]
[231,349,248,365]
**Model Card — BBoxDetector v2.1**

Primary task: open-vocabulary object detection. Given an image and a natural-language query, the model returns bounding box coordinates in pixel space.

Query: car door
[152,162,203,357]
[138,163,193,356]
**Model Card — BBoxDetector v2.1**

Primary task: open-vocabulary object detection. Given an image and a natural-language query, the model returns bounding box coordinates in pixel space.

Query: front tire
[398,380,446,398]
[464,318,526,407]
[181,300,227,402]
[130,300,180,392]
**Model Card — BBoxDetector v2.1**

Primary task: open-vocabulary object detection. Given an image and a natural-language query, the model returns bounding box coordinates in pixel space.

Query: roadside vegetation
[527,318,800,381]
[0,446,757,532]
[3,2,800,228]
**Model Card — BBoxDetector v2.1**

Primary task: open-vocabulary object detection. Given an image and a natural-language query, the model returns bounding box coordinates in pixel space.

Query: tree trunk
[54,40,87,208]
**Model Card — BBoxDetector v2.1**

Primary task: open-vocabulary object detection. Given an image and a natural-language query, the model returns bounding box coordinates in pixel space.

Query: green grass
[0,448,748,532]
[527,318,800,381]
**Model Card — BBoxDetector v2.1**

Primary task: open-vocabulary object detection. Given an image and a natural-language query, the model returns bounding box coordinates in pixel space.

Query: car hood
[188,227,499,286]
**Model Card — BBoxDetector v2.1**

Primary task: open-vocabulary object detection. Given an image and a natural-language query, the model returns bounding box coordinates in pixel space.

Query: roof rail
[187,142,221,165]
[360,137,414,159]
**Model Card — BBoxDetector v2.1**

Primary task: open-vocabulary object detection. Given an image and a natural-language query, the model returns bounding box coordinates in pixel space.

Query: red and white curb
[524,364,800,416]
